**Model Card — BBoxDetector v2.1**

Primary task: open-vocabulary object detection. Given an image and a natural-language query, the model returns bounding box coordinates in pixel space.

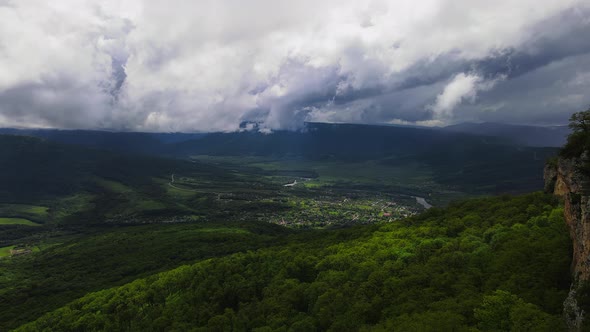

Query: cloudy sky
[0,0,589,132]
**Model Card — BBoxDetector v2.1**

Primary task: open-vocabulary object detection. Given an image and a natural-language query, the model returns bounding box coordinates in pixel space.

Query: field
[0,245,15,258]
[0,204,48,223]
[190,155,465,204]
[0,218,40,226]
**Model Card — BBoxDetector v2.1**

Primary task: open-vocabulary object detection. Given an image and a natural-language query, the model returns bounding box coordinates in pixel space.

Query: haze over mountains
[0,121,568,155]
[443,122,569,147]
[0,122,561,200]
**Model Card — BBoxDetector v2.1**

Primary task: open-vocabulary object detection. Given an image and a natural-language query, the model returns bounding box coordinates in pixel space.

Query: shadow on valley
[0,122,571,331]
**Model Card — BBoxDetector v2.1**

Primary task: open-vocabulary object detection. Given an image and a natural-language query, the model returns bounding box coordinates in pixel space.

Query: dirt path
[168,174,199,192]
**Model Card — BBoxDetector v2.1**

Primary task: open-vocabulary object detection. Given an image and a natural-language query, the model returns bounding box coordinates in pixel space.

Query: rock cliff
[545,156,590,330]
[545,157,590,280]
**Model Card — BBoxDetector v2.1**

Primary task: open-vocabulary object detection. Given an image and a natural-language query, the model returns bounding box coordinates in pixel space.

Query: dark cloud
[0,1,589,131]
[302,5,590,127]
[455,52,590,125]
[474,9,590,80]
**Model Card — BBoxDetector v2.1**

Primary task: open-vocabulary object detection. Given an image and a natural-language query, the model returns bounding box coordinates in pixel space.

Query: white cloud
[0,0,588,131]
[430,73,482,118]
[428,73,504,120]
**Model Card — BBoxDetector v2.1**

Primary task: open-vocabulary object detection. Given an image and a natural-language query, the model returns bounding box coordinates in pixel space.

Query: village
[266,195,420,228]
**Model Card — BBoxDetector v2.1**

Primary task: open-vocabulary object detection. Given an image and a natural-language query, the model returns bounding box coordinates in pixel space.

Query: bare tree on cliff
[561,107,590,159]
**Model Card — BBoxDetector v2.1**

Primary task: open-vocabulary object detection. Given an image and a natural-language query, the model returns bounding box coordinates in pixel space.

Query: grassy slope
[0,204,48,224]
[0,218,39,226]
[16,193,571,331]
[0,245,15,258]
[0,135,241,225]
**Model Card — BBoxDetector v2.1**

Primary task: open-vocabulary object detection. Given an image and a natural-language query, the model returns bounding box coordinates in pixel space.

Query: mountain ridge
[0,122,567,157]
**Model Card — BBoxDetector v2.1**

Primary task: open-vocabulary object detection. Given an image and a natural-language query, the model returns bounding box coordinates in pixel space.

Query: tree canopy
[15,193,571,331]
[561,108,590,158]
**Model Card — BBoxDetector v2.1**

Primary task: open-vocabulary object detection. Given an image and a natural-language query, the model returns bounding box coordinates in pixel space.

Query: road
[168,174,199,192]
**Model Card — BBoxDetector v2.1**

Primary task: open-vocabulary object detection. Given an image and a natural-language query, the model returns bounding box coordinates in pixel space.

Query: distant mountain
[168,122,558,193]
[0,122,566,157]
[443,122,569,147]
[0,123,561,193]
[170,122,509,160]
[0,128,204,155]
[0,134,212,203]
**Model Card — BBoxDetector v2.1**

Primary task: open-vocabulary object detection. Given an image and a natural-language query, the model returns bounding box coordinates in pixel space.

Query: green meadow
[0,245,15,258]
[0,218,39,226]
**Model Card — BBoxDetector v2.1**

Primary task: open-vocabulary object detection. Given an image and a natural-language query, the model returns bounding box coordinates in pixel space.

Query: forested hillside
[0,134,247,225]
[16,193,571,331]
[0,135,206,203]
[0,221,289,331]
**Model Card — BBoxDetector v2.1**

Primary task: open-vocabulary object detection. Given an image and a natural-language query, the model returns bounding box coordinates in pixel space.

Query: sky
[0,0,589,132]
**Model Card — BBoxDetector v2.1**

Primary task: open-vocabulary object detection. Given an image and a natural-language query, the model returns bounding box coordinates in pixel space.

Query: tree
[561,107,590,158]
[569,108,590,134]
[475,290,521,331]
[474,290,565,331]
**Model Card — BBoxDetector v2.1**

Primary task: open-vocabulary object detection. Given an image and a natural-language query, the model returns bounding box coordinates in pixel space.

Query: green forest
[13,193,571,331]
[0,122,575,331]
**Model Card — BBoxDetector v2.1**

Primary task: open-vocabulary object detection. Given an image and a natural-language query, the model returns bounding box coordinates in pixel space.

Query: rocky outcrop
[545,156,590,330]
[544,163,558,193]
[546,157,590,281]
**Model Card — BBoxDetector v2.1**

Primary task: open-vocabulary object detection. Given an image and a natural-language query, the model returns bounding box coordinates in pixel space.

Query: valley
[0,123,570,331]
[1,2,586,329]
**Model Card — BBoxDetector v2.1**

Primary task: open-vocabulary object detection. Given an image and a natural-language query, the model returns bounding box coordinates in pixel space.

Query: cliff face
[545,157,590,330]
[545,157,590,280]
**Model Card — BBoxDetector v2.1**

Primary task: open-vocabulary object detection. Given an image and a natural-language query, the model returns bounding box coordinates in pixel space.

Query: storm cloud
[0,0,589,132]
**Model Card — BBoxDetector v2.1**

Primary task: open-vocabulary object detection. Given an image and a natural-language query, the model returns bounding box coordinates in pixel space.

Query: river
[415,196,433,209]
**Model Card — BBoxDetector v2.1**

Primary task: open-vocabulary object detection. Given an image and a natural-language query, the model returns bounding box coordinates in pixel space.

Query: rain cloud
[0,0,589,132]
